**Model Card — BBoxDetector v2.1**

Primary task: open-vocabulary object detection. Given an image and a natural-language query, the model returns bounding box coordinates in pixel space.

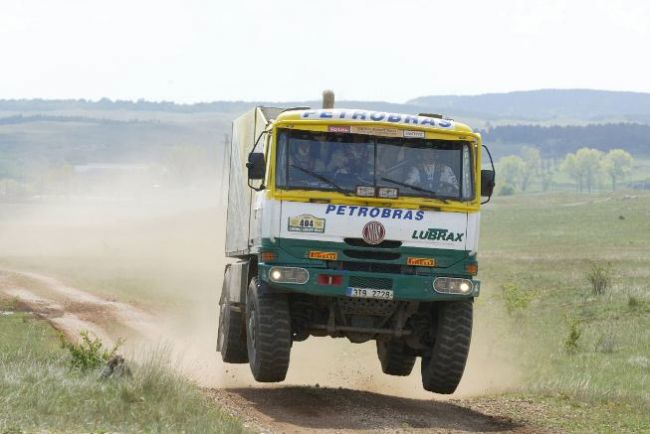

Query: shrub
[502,282,533,315]
[564,319,582,355]
[59,331,123,371]
[628,295,640,308]
[586,262,612,295]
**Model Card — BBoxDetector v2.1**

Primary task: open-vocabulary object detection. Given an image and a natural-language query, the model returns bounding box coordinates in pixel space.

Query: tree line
[481,123,650,157]
[497,147,634,194]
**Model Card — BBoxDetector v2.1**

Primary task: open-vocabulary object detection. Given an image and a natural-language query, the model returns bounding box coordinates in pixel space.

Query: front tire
[377,339,416,376]
[421,300,473,394]
[246,277,291,382]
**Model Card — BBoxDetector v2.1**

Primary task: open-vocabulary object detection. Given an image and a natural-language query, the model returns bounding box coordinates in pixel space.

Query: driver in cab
[288,141,325,185]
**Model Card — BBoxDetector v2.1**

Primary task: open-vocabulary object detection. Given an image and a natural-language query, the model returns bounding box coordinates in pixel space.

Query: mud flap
[223,261,250,304]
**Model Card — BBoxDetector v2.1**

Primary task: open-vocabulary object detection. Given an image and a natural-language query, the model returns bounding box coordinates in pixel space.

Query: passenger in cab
[404,150,459,196]
[327,138,373,183]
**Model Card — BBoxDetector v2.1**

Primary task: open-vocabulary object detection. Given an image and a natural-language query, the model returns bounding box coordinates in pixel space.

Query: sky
[1,0,649,103]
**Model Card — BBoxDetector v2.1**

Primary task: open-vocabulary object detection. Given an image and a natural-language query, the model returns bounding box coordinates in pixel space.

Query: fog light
[433,277,474,295]
[270,269,282,281]
[268,266,309,284]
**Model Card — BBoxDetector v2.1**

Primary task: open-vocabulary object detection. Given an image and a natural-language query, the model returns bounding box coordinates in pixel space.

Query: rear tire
[246,277,291,382]
[377,339,416,376]
[421,300,473,394]
[217,290,248,363]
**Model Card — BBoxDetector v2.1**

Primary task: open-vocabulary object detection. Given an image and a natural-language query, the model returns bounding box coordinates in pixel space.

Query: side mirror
[246,153,266,181]
[481,169,495,197]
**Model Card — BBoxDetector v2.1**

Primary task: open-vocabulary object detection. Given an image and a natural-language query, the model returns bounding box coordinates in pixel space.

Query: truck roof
[271,107,474,135]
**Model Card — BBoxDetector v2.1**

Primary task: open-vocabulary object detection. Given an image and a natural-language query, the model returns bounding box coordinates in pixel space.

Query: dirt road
[1,268,548,433]
[206,386,550,433]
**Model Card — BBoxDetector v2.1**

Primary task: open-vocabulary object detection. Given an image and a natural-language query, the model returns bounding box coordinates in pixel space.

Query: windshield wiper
[290,165,351,196]
[380,177,449,203]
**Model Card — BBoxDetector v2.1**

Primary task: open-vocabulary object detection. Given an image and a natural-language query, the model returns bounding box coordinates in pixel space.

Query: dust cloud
[0,174,521,399]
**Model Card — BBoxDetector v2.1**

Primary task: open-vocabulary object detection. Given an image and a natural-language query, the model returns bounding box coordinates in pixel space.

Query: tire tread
[421,300,473,394]
[247,278,291,382]
[377,340,416,376]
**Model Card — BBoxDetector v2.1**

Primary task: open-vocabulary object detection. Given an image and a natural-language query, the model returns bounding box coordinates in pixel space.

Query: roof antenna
[322,89,335,109]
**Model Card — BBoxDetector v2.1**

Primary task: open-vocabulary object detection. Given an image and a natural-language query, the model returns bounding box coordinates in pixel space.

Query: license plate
[346,287,394,300]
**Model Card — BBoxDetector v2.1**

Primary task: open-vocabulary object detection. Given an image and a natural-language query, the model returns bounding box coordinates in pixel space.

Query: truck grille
[328,261,423,275]
[349,276,393,290]
[343,250,401,261]
[344,238,402,249]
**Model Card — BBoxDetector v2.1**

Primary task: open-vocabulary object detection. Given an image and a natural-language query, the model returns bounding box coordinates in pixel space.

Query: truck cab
[218,103,495,394]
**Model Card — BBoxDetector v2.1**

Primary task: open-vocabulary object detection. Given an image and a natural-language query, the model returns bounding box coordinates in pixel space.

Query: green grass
[0,305,243,434]
[475,190,650,432]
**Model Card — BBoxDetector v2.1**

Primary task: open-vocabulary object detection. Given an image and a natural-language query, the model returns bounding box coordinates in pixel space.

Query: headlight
[433,277,474,295]
[268,266,309,284]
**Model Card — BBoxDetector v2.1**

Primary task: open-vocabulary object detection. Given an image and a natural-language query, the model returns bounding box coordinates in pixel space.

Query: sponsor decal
[412,228,464,242]
[300,109,455,129]
[377,187,398,199]
[325,204,424,221]
[308,251,338,260]
[328,125,350,133]
[407,257,436,267]
[350,125,402,138]
[288,214,326,233]
[403,130,425,138]
[362,221,386,245]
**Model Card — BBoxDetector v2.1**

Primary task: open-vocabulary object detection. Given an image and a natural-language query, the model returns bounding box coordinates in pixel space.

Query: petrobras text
[325,204,424,221]
[300,109,454,129]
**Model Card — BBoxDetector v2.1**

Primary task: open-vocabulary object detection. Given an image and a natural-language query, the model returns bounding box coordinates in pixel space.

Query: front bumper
[259,263,480,301]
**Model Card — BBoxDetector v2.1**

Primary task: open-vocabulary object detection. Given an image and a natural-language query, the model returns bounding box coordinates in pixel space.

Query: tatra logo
[362,221,386,245]
[412,228,464,242]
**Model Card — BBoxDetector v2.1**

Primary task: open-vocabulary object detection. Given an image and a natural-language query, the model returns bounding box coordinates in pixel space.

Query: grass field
[476,190,650,432]
[0,300,243,433]
[1,190,650,432]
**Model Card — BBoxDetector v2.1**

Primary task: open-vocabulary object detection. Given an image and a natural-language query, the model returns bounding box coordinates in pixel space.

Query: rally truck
[217,94,495,394]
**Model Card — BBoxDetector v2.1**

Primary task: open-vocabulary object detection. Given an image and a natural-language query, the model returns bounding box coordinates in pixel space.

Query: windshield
[276,129,474,201]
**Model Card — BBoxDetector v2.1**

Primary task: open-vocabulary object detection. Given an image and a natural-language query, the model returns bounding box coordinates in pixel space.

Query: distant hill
[5,89,650,123]
[409,89,650,123]
[2,90,650,188]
